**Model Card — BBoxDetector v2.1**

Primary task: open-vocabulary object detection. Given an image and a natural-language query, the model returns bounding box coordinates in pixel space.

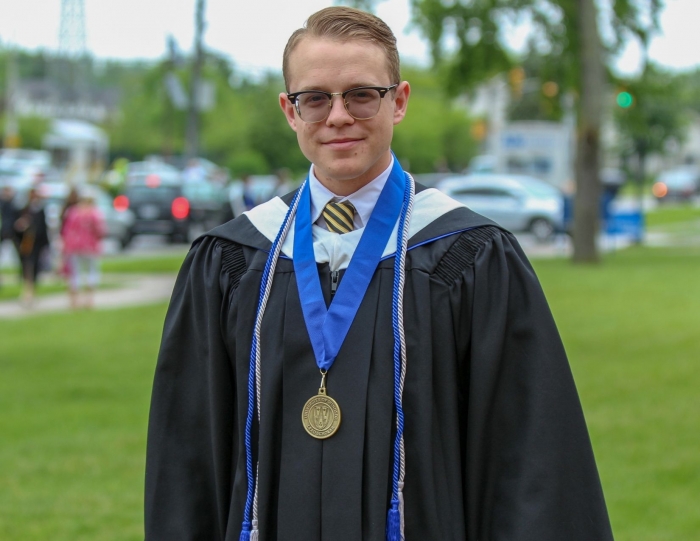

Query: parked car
[182,180,233,230]
[119,169,232,245]
[160,155,231,184]
[119,170,189,244]
[126,160,180,177]
[409,172,452,188]
[436,174,565,242]
[652,167,700,202]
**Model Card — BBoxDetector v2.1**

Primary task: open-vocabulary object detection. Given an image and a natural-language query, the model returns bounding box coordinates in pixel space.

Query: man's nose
[325,95,354,126]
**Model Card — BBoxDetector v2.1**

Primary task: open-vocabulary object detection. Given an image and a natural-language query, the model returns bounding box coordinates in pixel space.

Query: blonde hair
[282,6,400,92]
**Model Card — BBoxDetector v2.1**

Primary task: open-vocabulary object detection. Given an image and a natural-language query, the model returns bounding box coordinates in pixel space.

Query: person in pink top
[61,193,106,309]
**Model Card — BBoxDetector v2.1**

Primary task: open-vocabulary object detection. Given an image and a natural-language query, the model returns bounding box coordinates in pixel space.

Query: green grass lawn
[101,252,187,274]
[0,305,167,541]
[0,247,698,540]
[0,281,67,301]
[533,247,700,541]
[645,204,700,228]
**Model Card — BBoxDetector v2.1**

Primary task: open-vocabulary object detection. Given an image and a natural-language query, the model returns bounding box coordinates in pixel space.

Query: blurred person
[13,188,50,307]
[58,187,81,279]
[60,187,81,231]
[601,168,625,224]
[102,159,128,197]
[146,7,613,541]
[61,192,106,309]
[0,185,19,288]
[241,173,257,210]
[183,158,207,184]
[274,167,294,197]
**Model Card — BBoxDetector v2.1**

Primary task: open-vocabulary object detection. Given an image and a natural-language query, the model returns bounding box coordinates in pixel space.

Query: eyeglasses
[287,84,398,123]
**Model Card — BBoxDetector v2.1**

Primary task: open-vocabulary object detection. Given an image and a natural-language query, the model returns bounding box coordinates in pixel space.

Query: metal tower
[58,0,87,58]
[53,0,89,107]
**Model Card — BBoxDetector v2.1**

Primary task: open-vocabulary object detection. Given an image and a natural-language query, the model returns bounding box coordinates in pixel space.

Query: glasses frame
[286,84,399,123]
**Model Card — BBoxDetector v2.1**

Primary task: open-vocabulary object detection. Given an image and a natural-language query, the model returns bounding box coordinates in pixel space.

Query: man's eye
[347,89,378,102]
[302,94,328,106]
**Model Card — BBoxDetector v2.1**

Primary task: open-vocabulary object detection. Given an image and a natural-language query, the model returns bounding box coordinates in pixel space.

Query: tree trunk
[573,0,605,263]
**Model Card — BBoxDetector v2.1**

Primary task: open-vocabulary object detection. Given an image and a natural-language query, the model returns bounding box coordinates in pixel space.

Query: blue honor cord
[241,158,414,541]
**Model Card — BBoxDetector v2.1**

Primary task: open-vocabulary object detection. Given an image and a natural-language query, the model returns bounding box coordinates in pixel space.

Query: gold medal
[302,370,341,439]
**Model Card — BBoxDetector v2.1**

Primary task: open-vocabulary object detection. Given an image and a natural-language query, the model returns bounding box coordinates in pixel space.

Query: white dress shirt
[308,157,394,231]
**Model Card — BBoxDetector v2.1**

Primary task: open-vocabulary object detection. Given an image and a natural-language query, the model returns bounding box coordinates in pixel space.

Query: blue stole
[293,160,406,372]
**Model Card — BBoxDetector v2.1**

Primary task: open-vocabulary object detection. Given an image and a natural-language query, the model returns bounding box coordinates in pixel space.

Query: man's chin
[316,164,368,184]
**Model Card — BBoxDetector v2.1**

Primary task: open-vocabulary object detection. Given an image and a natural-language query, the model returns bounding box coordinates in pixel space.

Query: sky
[0,0,698,78]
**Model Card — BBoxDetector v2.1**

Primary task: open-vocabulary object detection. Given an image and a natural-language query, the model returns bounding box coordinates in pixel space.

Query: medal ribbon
[293,159,406,371]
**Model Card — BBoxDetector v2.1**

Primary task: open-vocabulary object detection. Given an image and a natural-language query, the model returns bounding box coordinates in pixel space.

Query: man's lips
[322,138,362,149]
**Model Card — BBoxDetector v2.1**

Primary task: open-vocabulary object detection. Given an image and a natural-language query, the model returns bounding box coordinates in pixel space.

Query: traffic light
[509,67,526,97]
[617,91,633,108]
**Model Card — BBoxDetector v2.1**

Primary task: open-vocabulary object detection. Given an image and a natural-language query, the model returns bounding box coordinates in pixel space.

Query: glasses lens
[297,92,331,122]
[345,88,382,120]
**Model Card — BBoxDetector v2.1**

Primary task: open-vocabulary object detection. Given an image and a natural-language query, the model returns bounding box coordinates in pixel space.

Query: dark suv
[117,169,232,246]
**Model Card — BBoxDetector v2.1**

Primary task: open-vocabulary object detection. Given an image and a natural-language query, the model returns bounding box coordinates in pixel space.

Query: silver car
[435,174,565,242]
[652,167,700,202]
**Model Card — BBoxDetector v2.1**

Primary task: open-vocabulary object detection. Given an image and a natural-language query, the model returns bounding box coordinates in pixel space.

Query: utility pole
[3,48,20,148]
[185,0,206,159]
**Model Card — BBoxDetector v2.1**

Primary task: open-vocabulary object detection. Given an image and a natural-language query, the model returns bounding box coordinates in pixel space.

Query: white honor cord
[397,174,415,537]
[250,185,303,527]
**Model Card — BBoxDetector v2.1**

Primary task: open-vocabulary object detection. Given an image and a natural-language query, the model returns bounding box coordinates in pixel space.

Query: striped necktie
[323,201,356,234]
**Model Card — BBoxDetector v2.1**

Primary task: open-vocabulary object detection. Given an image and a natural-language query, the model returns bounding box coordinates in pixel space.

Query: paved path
[0,274,177,319]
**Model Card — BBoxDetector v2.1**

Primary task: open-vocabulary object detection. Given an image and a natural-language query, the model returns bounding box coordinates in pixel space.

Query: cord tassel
[239,521,251,541]
[398,481,405,538]
[250,519,259,541]
[386,500,403,541]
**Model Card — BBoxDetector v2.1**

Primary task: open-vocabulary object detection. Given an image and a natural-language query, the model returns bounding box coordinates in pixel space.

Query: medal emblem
[302,370,341,439]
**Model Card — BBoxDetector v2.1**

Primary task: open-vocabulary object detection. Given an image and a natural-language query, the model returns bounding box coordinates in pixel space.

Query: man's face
[280,37,410,194]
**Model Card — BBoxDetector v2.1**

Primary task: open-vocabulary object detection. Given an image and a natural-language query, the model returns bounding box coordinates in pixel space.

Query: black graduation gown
[145,186,613,541]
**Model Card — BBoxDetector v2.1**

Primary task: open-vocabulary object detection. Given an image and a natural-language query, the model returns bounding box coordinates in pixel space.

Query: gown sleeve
[464,228,613,540]
[145,237,239,540]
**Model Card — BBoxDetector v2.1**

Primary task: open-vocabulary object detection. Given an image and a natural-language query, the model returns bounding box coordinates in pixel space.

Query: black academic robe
[145,185,613,541]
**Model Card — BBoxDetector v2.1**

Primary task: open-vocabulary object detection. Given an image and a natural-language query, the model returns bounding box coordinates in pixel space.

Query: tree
[614,63,689,201]
[506,46,567,122]
[392,66,479,172]
[412,0,664,262]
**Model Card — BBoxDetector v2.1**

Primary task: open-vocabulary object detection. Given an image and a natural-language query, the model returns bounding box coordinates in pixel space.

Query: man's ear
[279,93,299,132]
[392,81,411,126]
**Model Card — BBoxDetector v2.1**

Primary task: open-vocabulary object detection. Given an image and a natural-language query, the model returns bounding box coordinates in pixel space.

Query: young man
[145,7,613,541]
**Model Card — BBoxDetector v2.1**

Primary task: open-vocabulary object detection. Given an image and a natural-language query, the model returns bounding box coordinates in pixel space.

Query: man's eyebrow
[294,83,384,93]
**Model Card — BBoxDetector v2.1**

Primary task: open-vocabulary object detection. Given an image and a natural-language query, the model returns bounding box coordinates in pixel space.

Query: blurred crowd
[0,184,105,309]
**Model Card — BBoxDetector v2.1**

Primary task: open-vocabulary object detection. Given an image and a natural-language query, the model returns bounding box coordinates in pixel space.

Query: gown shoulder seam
[433,225,502,284]
[215,238,248,291]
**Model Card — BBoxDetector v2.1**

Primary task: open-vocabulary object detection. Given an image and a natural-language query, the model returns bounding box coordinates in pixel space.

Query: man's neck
[313,153,392,197]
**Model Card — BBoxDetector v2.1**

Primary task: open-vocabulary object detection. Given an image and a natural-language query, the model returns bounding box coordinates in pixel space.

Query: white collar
[244,186,466,272]
[308,156,394,229]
